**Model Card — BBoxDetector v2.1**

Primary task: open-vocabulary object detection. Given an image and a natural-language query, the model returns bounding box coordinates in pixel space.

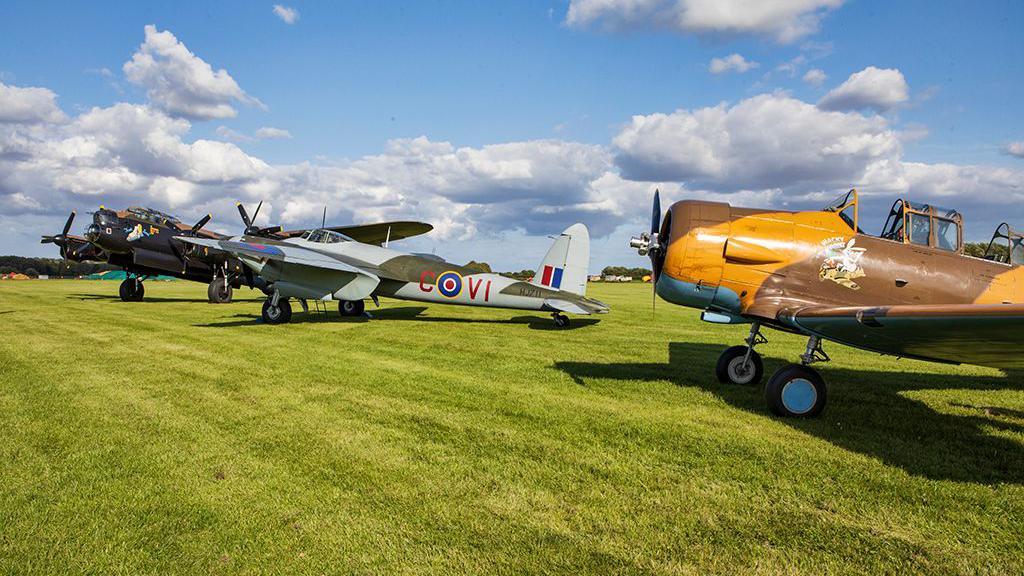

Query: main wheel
[119,278,144,302]
[553,314,570,328]
[262,299,292,324]
[339,299,365,317]
[715,345,764,385]
[764,364,827,418]
[208,280,233,304]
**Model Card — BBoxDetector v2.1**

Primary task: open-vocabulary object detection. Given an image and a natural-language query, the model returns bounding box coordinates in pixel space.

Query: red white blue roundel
[436,271,463,298]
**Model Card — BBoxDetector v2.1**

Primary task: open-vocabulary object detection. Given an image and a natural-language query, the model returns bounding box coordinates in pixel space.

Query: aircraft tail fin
[530,223,590,296]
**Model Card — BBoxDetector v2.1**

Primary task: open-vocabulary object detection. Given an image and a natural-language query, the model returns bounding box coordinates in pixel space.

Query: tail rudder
[530,223,590,296]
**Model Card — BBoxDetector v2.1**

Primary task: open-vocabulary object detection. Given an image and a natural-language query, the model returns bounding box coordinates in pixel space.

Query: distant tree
[501,269,535,280]
[601,266,651,278]
[24,268,39,278]
[464,260,492,273]
[964,241,1007,261]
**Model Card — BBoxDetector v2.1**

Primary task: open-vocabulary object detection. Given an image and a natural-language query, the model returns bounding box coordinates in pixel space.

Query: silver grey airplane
[177,205,609,326]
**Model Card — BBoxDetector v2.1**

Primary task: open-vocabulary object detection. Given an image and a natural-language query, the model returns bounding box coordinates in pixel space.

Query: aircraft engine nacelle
[654,200,740,314]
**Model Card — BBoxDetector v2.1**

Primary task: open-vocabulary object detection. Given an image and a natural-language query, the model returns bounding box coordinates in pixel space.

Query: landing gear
[716,322,765,385]
[552,313,570,328]
[716,346,763,385]
[339,299,365,317]
[763,335,830,418]
[262,297,292,324]
[118,277,144,302]
[764,364,827,418]
[207,278,233,304]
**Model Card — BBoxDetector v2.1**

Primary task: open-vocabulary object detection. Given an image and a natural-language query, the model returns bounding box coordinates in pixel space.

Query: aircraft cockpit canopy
[302,229,354,244]
[823,189,860,232]
[127,206,180,226]
[983,223,1024,266]
[880,199,963,252]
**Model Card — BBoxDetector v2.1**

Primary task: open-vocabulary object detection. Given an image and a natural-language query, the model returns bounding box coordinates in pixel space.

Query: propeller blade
[191,213,212,234]
[237,202,253,229]
[650,189,661,236]
[62,211,76,237]
[321,206,326,229]
[251,201,263,226]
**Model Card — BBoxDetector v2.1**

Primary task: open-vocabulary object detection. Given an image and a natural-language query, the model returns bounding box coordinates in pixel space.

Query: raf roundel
[436,271,463,298]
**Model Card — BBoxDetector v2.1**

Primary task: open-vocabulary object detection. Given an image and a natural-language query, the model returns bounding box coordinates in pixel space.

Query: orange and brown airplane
[630,189,1024,418]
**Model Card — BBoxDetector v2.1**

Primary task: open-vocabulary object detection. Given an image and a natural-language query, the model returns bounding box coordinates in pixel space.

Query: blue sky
[2,1,1023,269]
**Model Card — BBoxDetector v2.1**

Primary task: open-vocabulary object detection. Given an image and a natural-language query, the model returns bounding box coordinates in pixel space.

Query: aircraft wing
[779,303,1024,369]
[276,221,433,245]
[177,237,372,275]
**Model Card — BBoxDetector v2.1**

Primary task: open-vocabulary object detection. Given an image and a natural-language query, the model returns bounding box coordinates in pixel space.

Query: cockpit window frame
[823,189,859,233]
[303,229,354,244]
[879,199,963,253]
[984,223,1024,266]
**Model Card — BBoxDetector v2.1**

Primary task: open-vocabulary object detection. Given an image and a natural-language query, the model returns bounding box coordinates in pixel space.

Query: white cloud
[123,25,263,120]
[254,126,292,140]
[215,125,251,142]
[0,82,66,124]
[565,0,845,43]
[818,66,909,112]
[709,54,759,75]
[273,5,299,24]
[613,93,900,192]
[1005,142,1024,159]
[4,76,1022,264]
[802,68,827,86]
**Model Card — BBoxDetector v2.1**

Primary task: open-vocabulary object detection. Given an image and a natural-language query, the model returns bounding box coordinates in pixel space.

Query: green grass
[1,280,1022,575]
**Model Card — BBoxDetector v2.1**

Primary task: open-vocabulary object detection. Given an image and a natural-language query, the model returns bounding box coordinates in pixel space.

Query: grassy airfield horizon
[1,280,1022,574]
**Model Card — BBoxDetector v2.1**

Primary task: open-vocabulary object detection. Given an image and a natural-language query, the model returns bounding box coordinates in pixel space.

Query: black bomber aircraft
[42,203,433,303]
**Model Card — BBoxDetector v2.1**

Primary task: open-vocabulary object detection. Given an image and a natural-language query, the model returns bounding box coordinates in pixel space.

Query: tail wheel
[553,313,570,328]
[765,364,827,418]
[339,299,365,317]
[208,280,233,304]
[262,299,292,324]
[715,345,764,385]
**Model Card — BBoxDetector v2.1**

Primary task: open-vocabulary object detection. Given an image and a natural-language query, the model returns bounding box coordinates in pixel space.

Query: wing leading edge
[779,303,1024,369]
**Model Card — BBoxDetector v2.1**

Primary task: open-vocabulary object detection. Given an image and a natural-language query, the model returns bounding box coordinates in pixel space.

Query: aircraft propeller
[629,189,666,311]
[39,211,77,260]
[237,201,282,237]
[168,213,214,269]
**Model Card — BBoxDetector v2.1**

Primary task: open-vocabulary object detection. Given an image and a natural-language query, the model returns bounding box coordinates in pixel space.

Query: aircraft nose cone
[85,223,101,242]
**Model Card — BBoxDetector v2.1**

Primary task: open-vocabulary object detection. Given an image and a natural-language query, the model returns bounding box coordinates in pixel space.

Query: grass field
[1,279,1023,575]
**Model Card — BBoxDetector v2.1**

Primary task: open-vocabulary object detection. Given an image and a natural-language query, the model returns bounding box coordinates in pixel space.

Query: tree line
[0,255,112,278]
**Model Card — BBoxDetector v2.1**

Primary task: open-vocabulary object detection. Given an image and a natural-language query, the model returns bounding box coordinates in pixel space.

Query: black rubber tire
[715,345,764,385]
[338,299,365,317]
[764,364,827,418]
[208,280,233,304]
[553,314,570,328]
[262,299,292,324]
[119,278,144,302]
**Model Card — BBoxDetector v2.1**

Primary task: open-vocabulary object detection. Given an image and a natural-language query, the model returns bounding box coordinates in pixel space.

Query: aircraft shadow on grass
[193,306,601,331]
[68,293,261,304]
[555,342,1024,485]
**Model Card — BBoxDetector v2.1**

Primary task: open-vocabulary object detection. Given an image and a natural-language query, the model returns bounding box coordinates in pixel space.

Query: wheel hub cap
[727,357,753,383]
[781,378,817,414]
